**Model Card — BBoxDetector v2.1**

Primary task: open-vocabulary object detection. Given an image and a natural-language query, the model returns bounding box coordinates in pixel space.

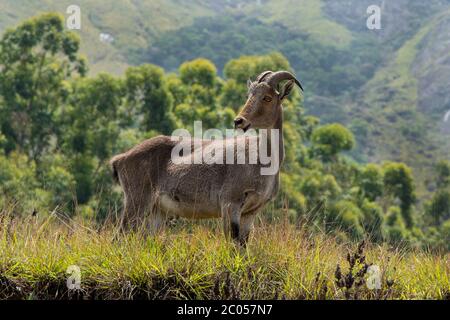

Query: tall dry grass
[0,212,448,300]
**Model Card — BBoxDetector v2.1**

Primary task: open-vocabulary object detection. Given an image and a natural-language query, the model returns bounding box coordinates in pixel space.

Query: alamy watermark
[66,265,81,290]
[170,122,280,176]
[66,5,81,30]
[366,265,382,290]
[367,5,381,30]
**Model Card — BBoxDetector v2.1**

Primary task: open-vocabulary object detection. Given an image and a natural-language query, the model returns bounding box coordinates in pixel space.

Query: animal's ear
[247,79,252,89]
[279,80,295,100]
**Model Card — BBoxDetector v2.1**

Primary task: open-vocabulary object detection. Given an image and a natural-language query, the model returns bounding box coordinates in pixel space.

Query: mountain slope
[348,9,450,193]
[241,0,353,47]
[0,0,217,74]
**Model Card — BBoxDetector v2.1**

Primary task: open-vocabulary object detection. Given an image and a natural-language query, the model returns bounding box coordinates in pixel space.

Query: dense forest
[0,13,449,251]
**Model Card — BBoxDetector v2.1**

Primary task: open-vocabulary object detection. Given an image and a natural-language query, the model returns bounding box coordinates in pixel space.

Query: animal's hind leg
[121,189,151,232]
[221,203,242,242]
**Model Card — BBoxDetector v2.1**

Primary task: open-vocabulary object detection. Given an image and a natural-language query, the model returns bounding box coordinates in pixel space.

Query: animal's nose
[234,117,244,129]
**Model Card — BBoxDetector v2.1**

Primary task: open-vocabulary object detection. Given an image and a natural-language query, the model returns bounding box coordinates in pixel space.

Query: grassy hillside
[0,0,217,74]
[1,215,448,300]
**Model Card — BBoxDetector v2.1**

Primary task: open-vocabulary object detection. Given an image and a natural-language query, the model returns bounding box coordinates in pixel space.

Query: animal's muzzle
[234,117,250,131]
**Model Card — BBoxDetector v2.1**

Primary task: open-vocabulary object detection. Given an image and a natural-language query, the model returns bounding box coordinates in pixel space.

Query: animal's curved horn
[256,70,273,83]
[267,71,303,91]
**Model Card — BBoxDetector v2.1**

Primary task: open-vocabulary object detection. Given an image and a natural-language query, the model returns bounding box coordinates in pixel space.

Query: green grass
[1,213,448,300]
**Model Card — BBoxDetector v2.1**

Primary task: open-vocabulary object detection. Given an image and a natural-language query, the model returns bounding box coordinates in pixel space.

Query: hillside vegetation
[0,0,217,74]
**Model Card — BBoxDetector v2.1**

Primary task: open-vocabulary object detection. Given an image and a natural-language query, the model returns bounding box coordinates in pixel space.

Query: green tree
[424,161,450,226]
[440,220,450,250]
[311,123,355,162]
[224,52,290,84]
[58,74,124,204]
[426,190,450,226]
[383,162,416,229]
[0,133,6,152]
[435,160,450,189]
[360,200,383,242]
[39,153,76,211]
[301,172,341,209]
[220,79,244,111]
[69,74,123,159]
[358,164,383,201]
[166,73,187,106]
[179,58,217,88]
[125,64,175,134]
[326,200,364,240]
[0,152,45,213]
[0,13,86,160]
[384,206,409,243]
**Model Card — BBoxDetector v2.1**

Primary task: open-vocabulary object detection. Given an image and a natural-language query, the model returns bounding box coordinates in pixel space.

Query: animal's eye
[263,96,272,102]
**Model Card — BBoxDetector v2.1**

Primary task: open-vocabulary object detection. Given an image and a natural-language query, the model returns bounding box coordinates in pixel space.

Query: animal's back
[110,135,176,186]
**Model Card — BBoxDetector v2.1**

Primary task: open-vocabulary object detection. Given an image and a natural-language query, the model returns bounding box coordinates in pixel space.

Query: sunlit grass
[0,213,448,300]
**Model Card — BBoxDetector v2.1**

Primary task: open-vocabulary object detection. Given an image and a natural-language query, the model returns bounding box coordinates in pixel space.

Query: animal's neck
[269,108,284,166]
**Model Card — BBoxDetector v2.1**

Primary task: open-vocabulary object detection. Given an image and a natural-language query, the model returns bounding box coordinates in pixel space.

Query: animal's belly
[159,194,221,219]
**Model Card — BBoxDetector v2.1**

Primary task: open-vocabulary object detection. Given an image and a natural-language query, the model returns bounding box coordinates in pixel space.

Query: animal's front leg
[239,213,256,246]
[221,203,242,243]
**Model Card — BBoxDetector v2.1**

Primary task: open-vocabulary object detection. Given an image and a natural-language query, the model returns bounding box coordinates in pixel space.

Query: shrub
[311,124,355,161]
[358,164,383,201]
[360,200,383,241]
[426,189,450,225]
[326,200,364,239]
